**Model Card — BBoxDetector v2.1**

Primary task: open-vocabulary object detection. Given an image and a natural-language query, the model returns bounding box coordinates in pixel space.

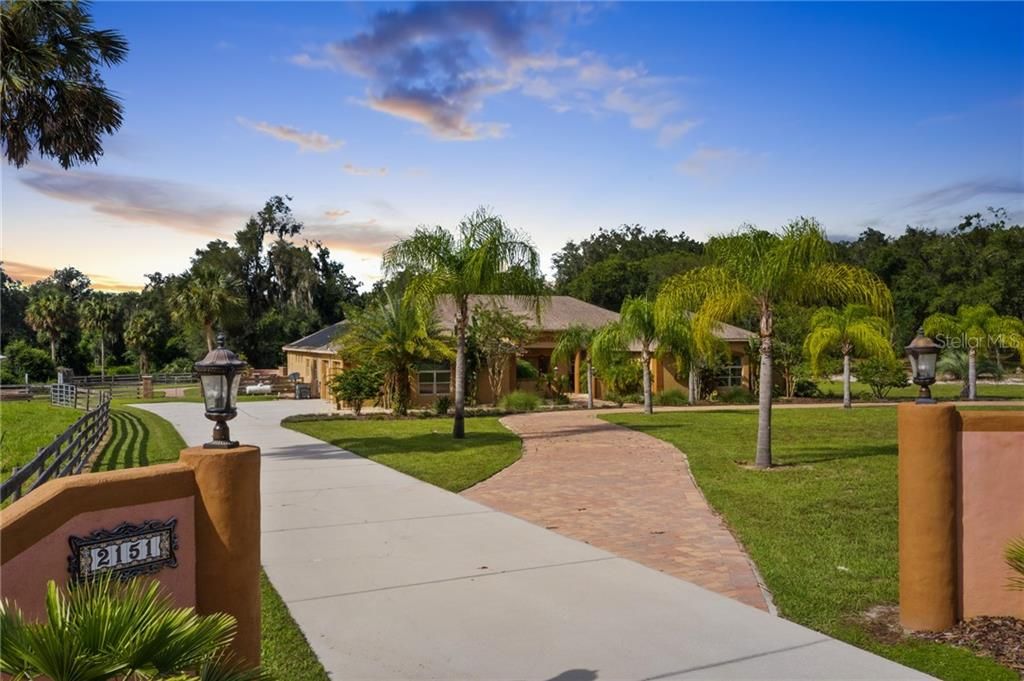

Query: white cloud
[237,117,344,152]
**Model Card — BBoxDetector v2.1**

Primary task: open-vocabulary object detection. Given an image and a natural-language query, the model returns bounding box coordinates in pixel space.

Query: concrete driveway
[138,400,933,681]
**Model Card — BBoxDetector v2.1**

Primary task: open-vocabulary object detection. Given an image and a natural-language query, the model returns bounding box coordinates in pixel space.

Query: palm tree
[552,324,597,408]
[0,577,268,681]
[172,273,244,352]
[924,304,1024,400]
[125,309,159,374]
[657,219,892,468]
[25,290,74,363]
[2,0,129,168]
[382,207,546,438]
[337,291,452,415]
[590,297,663,414]
[804,304,893,409]
[80,293,116,378]
[656,311,720,406]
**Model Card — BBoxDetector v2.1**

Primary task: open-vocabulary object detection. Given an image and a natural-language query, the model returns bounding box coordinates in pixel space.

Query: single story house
[283,295,755,405]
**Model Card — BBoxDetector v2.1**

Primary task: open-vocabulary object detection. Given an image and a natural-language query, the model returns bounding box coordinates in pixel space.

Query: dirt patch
[855,605,1024,677]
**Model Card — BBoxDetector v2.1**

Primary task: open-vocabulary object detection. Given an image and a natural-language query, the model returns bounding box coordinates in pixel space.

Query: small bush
[158,357,196,374]
[793,379,821,398]
[498,390,540,412]
[551,392,570,405]
[855,356,909,399]
[433,395,452,415]
[106,364,139,376]
[717,387,757,404]
[654,388,688,406]
[329,364,383,415]
[515,359,539,380]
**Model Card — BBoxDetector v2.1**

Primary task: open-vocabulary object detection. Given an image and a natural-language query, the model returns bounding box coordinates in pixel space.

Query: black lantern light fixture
[905,329,941,404]
[194,333,247,448]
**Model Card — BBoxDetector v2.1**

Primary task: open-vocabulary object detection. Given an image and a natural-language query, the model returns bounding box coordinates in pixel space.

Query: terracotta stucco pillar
[179,445,261,666]
[897,403,958,631]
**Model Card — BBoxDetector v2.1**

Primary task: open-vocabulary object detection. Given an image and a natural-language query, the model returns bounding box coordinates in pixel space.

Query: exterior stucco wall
[958,413,1024,619]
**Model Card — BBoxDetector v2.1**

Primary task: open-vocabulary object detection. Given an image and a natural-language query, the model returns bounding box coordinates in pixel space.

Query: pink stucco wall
[958,429,1024,619]
[0,497,196,620]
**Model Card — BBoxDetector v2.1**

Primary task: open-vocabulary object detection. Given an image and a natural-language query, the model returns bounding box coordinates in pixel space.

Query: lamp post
[905,329,941,404]
[195,333,247,448]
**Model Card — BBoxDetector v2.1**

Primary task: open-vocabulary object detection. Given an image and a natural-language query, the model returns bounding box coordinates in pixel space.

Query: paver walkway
[139,400,932,680]
[465,410,770,610]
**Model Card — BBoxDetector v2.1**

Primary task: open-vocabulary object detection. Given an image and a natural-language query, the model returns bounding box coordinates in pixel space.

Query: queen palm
[172,273,244,352]
[924,304,1024,400]
[25,290,74,363]
[80,293,116,378]
[1,577,268,681]
[657,219,891,468]
[337,291,452,415]
[591,296,661,414]
[552,324,597,409]
[804,304,893,409]
[382,208,545,438]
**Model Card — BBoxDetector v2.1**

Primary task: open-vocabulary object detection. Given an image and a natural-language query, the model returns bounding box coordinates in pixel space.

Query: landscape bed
[603,406,1023,681]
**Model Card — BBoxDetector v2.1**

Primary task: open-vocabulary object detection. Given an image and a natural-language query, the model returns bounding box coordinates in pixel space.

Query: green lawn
[0,400,82,478]
[816,380,1024,401]
[603,406,1020,681]
[285,416,522,493]
[91,403,328,681]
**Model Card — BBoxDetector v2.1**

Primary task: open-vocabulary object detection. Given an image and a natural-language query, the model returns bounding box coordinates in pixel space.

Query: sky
[3,1,1023,292]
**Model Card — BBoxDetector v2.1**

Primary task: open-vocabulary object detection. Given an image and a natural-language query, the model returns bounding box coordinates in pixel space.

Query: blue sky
[3,1,1023,291]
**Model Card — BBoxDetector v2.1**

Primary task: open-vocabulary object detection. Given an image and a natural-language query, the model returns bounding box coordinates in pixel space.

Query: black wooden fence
[1,393,112,505]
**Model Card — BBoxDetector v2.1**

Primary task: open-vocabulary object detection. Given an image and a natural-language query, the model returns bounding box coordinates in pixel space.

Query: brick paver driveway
[463,409,771,611]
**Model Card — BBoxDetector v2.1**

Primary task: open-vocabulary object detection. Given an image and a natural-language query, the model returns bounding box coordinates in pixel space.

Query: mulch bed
[856,605,1024,677]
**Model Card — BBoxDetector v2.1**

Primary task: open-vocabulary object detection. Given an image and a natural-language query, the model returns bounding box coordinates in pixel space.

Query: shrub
[717,387,757,404]
[600,359,643,396]
[498,390,540,412]
[1,339,55,381]
[605,391,626,407]
[654,388,688,406]
[159,356,196,374]
[855,356,909,399]
[793,379,822,398]
[515,358,539,380]
[106,364,139,376]
[433,395,451,415]
[551,392,570,405]
[0,576,265,681]
[1007,537,1024,591]
[329,364,383,415]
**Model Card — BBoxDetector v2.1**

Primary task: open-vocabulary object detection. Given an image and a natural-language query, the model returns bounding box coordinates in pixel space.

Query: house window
[418,363,451,395]
[714,356,744,387]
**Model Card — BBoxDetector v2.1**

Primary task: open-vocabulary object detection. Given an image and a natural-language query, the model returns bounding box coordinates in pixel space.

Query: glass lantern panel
[908,353,919,378]
[916,352,937,380]
[228,372,242,408]
[200,374,228,411]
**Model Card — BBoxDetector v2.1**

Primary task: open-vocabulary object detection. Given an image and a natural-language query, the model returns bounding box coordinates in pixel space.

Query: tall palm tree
[552,324,597,408]
[382,207,546,438]
[1,577,268,681]
[1,0,129,168]
[657,219,892,468]
[125,309,159,374]
[590,296,661,414]
[337,291,452,415]
[924,304,1024,400]
[656,311,720,406]
[25,290,74,363]
[80,293,116,378]
[804,304,893,409]
[172,273,244,352]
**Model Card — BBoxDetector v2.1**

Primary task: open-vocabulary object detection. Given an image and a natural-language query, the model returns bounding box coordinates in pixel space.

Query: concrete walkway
[139,401,932,680]
[465,410,770,611]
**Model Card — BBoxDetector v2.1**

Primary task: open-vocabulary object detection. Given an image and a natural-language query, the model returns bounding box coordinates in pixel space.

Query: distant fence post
[141,375,154,399]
